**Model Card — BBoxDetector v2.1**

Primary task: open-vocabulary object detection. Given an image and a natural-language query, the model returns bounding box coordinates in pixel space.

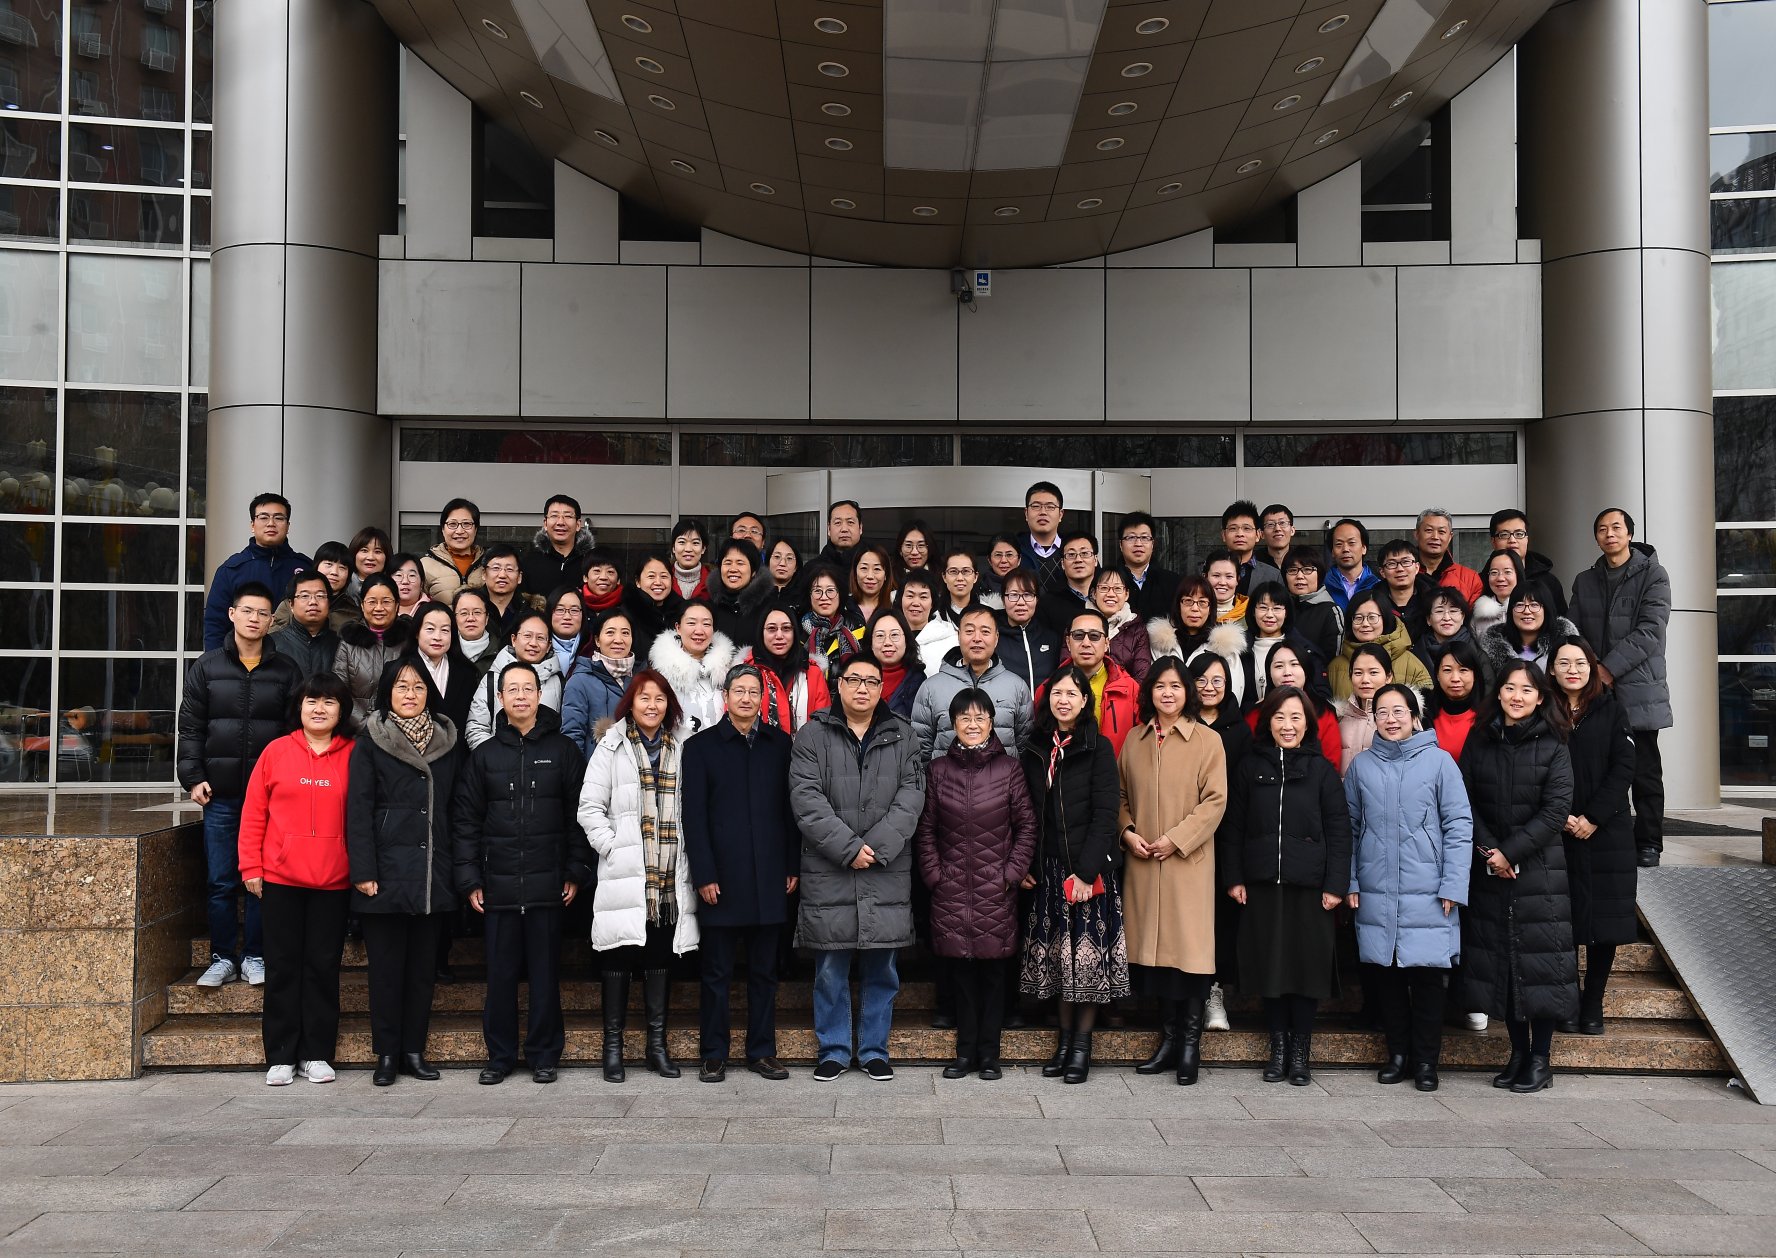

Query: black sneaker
[813,1060,846,1082]
[861,1058,894,1082]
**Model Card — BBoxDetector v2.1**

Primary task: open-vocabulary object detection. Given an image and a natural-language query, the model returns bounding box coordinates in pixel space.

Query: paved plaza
[0,1065,1772,1255]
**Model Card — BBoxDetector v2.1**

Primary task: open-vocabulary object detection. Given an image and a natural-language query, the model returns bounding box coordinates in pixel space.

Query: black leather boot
[1286,1031,1313,1086]
[372,1054,397,1087]
[1579,977,1607,1036]
[1377,1053,1410,1085]
[601,971,630,1083]
[643,969,680,1078]
[1492,1050,1527,1088]
[1062,1028,1093,1084]
[1510,1054,1555,1094]
[1262,1032,1288,1083]
[1175,999,1205,1086]
[1042,1031,1072,1078]
[1413,1062,1440,1092]
[1134,1002,1179,1074]
[399,1052,439,1081]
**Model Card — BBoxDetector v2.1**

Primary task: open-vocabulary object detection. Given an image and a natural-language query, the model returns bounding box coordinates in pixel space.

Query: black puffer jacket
[997,616,1063,694]
[176,641,301,800]
[452,706,593,911]
[621,584,684,668]
[914,736,1039,959]
[1459,713,1579,1021]
[1563,691,1639,946]
[711,571,777,651]
[1021,719,1123,877]
[1219,745,1352,897]
[345,713,462,915]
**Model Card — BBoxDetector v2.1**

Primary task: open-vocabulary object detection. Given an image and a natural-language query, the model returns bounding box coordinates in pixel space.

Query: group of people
[180,481,1669,1094]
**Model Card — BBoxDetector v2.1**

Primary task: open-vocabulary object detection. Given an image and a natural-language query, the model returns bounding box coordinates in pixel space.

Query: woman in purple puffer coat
[915,688,1039,1081]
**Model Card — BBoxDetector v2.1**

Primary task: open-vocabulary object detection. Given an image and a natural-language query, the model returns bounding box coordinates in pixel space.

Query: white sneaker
[299,1060,336,1084]
[265,1064,295,1086]
[241,956,266,986]
[1205,982,1231,1032]
[196,957,237,987]
[1466,1012,1489,1032]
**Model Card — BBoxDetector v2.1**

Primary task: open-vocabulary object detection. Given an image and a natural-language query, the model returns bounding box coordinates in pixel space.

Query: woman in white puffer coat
[647,598,737,737]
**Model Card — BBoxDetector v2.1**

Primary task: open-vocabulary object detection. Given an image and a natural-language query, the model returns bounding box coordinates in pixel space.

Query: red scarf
[581,582,623,613]
[881,662,907,701]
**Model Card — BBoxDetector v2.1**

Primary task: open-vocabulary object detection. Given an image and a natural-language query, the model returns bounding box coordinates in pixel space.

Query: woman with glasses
[1091,567,1152,684]
[467,611,561,749]
[1481,588,1581,677]
[998,569,1061,694]
[561,609,639,756]
[866,608,926,720]
[545,588,594,683]
[752,605,832,733]
[334,575,415,725]
[387,553,430,621]
[983,535,1024,600]
[938,549,991,619]
[419,498,486,603]
[1473,549,1525,641]
[765,538,806,621]
[451,588,498,678]
[1238,582,1296,705]
[894,521,932,585]
[1149,576,1248,710]
[1328,592,1431,701]
[1414,588,1475,675]
[800,563,864,679]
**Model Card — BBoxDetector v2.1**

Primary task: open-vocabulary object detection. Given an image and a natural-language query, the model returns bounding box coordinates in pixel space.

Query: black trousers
[259,882,348,1066]
[1632,728,1665,853]
[698,923,782,1062]
[360,912,441,1056]
[484,907,565,1071]
[1370,963,1446,1067]
[953,957,1008,1064]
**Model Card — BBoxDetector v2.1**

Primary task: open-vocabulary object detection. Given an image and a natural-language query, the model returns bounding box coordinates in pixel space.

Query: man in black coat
[268,571,339,680]
[1116,512,1179,622]
[177,582,300,988]
[1488,509,1568,618]
[682,664,800,1082]
[453,661,592,1085]
[522,493,596,597]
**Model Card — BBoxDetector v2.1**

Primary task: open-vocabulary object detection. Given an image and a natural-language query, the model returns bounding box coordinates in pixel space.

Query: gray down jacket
[910,649,1034,764]
[789,705,926,950]
[1568,543,1671,731]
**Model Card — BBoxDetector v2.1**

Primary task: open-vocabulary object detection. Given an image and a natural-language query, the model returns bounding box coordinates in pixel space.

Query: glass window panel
[61,521,178,584]
[1719,528,1776,589]
[0,584,51,650]
[1719,662,1776,788]
[60,589,178,651]
[477,117,553,239]
[763,512,819,564]
[183,591,200,650]
[0,386,57,515]
[399,427,672,465]
[187,394,206,514]
[185,524,203,585]
[0,0,61,113]
[67,187,184,248]
[56,656,180,783]
[190,192,207,249]
[1147,517,1225,581]
[1709,2,1776,129]
[0,653,53,782]
[0,181,58,241]
[1711,133,1776,194]
[1244,431,1517,467]
[1713,261,1776,392]
[189,258,208,387]
[69,1,186,122]
[69,122,185,188]
[680,433,952,468]
[1716,396,1776,520]
[1713,197,1776,256]
[190,129,209,189]
[63,390,183,516]
[1362,208,1437,243]
[0,248,60,379]
[0,518,53,579]
[0,116,60,181]
[959,434,1234,468]
[66,253,184,385]
[1718,594,1776,656]
[193,3,213,122]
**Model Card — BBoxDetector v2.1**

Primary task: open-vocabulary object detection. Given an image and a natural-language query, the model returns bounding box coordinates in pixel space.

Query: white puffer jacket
[577,722,700,956]
[647,630,737,737]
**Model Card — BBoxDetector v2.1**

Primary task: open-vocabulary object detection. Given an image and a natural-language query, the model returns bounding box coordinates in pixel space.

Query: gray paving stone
[1641,1098,1776,1125]
[1234,1091,1460,1122]
[1537,1074,1746,1101]
[447,1173,706,1209]
[1348,1210,1649,1254]
[1031,1091,1254,1119]
[824,1208,1095,1251]
[353,1146,603,1175]
[1086,1207,1374,1252]
[1367,1119,1611,1148]
[212,1089,437,1119]
[1287,1146,1544,1178]
[1677,1177,1776,1214]
[1579,1121,1776,1149]
[0,1145,146,1175]
[1517,1147,1775,1180]
[3,1096,229,1124]
[1151,1118,1387,1147]
[602,1142,832,1175]
[940,1117,1164,1146]
[501,1116,726,1145]
[1435,1177,1723,1215]
[274,1116,515,1146]
[0,1214,35,1241]
[721,1117,939,1144]
[0,1175,215,1212]
[836,1091,1045,1118]
[952,1172,1208,1211]
[626,1092,839,1119]
[833,1144,1066,1176]
[1058,1145,1302,1177]
[112,1144,375,1176]
[268,1206,571,1252]
[1745,1148,1776,1172]
[554,1205,829,1250]
[1608,1214,1776,1256]
[1194,1175,1461,1213]
[1435,1096,1676,1125]
[701,1173,953,1210]
[0,1117,87,1146]
[185,1173,463,1211]
[0,1208,301,1252]
[51,1114,305,1146]
[411,1089,635,1118]
[0,1080,155,1099]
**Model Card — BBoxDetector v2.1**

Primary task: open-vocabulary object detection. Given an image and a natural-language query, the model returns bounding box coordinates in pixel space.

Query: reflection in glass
[0,181,58,241]
[70,0,186,122]
[184,590,201,652]
[0,117,61,181]
[69,122,185,187]
[1718,529,1776,589]
[187,395,206,516]
[1709,2,1776,129]
[0,0,61,113]
[478,117,553,239]
[190,192,208,249]
[1144,517,1225,580]
[193,2,214,122]
[1712,198,1776,256]
[1716,397,1776,520]
[63,390,183,517]
[960,434,1235,468]
[60,590,179,652]
[1719,663,1776,788]
[683,432,952,468]
[0,654,53,783]
[1711,133,1776,194]
[185,524,204,585]
[0,248,60,379]
[0,582,51,650]
[66,253,184,384]
[1245,431,1517,467]
[56,657,180,783]
[0,386,57,515]
[1717,594,1776,657]
[62,521,179,584]
[190,129,209,188]
[189,258,208,386]
[400,427,672,465]
[1712,262,1776,392]
[68,188,183,247]
[0,518,53,581]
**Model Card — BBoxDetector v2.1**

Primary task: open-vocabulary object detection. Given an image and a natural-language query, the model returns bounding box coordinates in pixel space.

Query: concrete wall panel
[378,259,521,414]
[1397,264,1541,420]
[1105,269,1250,422]
[957,269,1106,421]
[667,267,810,420]
[520,264,667,417]
[1251,267,1395,421]
[811,269,959,421]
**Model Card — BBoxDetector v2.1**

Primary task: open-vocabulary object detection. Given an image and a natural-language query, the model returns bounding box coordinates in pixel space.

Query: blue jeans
[812,948,899,1066]
[203,797,261,962]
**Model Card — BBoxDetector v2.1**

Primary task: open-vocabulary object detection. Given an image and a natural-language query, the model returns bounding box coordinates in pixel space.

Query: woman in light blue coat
[1344,683,1473,1093]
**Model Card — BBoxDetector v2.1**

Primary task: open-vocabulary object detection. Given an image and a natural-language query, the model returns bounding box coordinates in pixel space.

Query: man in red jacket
[1035,609,1140,756]
[1414,508,1483,604]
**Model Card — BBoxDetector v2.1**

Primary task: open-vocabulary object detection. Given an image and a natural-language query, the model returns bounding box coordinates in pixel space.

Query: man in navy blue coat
[681,664,799,1082]
[202,492,312,650]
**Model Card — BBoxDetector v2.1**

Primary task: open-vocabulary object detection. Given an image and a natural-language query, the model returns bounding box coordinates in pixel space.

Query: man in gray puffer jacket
[790,653,926,1082]
[911,607,1034,764]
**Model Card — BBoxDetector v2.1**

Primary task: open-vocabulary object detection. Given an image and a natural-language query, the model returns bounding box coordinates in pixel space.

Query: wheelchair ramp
[1637,865,1776,1104]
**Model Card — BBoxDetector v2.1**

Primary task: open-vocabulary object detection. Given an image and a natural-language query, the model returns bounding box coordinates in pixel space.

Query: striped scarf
[1046,731,1072,787]
[624,723,681,927]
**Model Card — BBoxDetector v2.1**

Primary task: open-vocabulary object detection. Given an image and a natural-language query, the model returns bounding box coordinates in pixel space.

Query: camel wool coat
[1116,718,1228,975]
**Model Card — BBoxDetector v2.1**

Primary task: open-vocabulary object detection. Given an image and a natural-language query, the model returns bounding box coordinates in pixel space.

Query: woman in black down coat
[346,657,462,1086]
[1459,660,1577,1094]
[1548,639,1638,1036]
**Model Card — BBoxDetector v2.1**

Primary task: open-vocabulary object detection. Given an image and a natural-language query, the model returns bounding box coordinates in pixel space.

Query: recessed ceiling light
[821,101,852,117]
[911,205,939,216]
[1314,128,1340,145]
[1108,101,1138,116]
[635,56,665,74]
[1076,197,1104,210]
[1442,19,1468,38]
[519,90,543,109]
[1274,94,1302,111]
[1120,61,1153,77]
[993,206,1020,217]
[593,130,619,145]
[1390,90,1414,108]
[620,14,652,33]
[750,182,776,195]
[824,137,853,151]
[814,16,848,34]
[481,18,507,38]
[647,94,675,110]
[817,61,849,78]
[1319,14,1349,33]
[1135,17,1169,34]
[830,197,857,210]
[1236,158,1263,173]
[1295,56,1325,74]
[669,160,696,174]
[1096,137,1125,151]
[1158,181,1183,194]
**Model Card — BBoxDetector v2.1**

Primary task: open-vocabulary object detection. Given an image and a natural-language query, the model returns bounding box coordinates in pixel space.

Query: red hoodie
[238,731,354,890]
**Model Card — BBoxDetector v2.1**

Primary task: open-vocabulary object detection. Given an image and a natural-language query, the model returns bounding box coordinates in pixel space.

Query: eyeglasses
[1027,500,1060,513]
[1179,597,1210,609]
[1005,591,1036,602]
[1381,559,1418,571]
[837,675,882,689]
[1120,532,1153,543]
[252,512,288,523]
[727,686,763,700]
[486,564,518,576]
[293,591,328,602]
[1196,676,1225,690]
[943,567,975,578]
[1066,630,1106,643]
[1351,613,1384,625]
[1062,550,1095,561]
[443,520,475,531]
[1492,529,1528,541]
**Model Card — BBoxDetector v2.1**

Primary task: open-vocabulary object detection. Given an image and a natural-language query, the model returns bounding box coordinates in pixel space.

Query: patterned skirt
[1020,856,1132,1004]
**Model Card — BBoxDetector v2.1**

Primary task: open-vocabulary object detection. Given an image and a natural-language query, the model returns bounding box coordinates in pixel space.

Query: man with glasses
[1222,500,1282,594]
[523,494,596,597]
[1280,546,1344,663]
[1325,518,1379,612]
[790,653,925,1081]
[269,571,340,680]
[1117,511,1180,621]
[1260,504,1297,572]
[1037,608,1140,755]
[1488,509,1567,616]
[912,607,1034,764]
[479,544,543,649]
[1376,539,1434,643]
[1414,508,1482,604]
[1039,534,1102,635]
[1016,481,1068,595]
[202,492,312,650]
[420,498,487,603]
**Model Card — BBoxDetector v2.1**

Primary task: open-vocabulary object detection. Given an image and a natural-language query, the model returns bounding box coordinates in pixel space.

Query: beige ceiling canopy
[374,0,1553,267]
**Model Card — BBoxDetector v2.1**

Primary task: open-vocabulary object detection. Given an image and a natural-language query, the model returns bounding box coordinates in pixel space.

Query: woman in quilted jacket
[914,689,1038,1080]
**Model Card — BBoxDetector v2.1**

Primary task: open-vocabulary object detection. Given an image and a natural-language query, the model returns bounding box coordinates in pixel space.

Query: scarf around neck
[597,651,634,682]
[389,709,434,753]
[625,722,681,927]
[460,633,491,662]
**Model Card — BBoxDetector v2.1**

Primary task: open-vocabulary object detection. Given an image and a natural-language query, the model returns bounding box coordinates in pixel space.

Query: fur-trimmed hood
[530,520,595,558]
[1478,615,1582,674]
[338,615,417,654]
[362,709,459,766]
[712,568,778,619]
[648,629,739,696]
[1470,594,1507,641]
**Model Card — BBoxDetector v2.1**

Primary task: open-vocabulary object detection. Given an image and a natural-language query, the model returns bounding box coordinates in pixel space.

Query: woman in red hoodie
[239,672,357,1087]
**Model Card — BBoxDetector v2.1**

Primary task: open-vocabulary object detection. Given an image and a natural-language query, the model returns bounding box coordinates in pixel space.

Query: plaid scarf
[624,723,681,927]
[389,710,433,753]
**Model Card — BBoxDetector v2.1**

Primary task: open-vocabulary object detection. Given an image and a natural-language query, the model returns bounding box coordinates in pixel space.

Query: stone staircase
[143,930,1725,1074]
